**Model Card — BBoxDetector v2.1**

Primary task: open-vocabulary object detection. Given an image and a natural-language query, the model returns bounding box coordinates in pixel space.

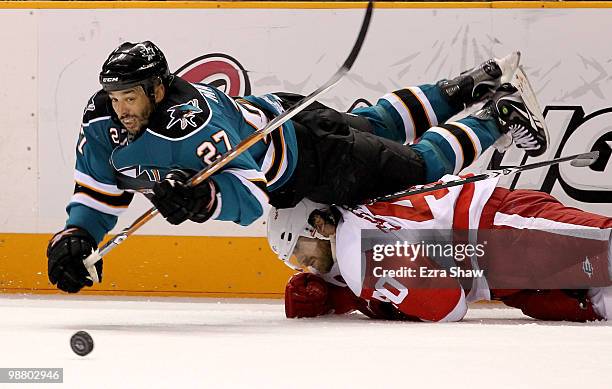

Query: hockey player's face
[109,87,154,134]
[292,237,333,274]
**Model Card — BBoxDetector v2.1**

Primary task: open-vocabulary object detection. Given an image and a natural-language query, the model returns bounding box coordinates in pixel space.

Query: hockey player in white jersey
[268,179,612,322]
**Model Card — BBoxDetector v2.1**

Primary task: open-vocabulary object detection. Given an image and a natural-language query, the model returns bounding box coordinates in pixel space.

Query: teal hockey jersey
[68,76,297,242]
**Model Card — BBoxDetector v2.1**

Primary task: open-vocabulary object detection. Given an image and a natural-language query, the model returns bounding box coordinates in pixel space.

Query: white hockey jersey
[334,175,498,296]
[310,174,612,322]
[317,175,500,321]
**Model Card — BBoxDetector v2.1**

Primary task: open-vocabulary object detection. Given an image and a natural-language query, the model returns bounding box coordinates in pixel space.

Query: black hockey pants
[268,106,426,208]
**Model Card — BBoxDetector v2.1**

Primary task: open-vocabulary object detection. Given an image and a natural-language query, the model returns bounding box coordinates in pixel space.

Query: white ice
[1,295,611,389]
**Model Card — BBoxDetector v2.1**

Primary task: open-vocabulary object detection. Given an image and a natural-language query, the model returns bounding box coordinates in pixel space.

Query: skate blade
[499,51,521,84]
[511,66,550,148]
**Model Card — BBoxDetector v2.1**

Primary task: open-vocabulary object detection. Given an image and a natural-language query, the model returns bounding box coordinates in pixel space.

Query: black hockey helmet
[99,41,170,94]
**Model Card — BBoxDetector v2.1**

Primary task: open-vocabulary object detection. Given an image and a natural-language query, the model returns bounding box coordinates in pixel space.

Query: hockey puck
[70,331,94,356]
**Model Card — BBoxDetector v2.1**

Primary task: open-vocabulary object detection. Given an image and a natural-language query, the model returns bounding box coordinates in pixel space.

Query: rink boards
[0,1,610,296]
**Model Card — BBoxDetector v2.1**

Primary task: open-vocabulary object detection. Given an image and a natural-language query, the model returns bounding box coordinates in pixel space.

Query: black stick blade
[341,1,374,71]
[570,151,600,167]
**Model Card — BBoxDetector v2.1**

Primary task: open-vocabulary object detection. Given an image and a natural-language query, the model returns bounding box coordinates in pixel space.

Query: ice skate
[438,51,521,109]
[477,83,548,157]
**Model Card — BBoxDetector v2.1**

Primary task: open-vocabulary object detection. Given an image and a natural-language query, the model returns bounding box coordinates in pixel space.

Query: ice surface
[1,295,611,389]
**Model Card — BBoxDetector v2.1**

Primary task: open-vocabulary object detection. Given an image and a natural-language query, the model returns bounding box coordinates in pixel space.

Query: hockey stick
[82,1,374,275]
[371,151,600,203]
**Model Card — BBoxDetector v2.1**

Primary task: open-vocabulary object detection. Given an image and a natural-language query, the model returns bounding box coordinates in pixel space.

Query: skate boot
[437,52,521,110]
[475,83,548,157]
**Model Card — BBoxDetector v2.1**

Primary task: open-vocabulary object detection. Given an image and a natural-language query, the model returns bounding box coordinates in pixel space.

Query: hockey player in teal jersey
[47,41,547,293]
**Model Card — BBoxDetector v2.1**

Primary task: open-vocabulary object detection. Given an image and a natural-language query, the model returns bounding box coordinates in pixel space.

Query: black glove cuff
[47,226,97,256]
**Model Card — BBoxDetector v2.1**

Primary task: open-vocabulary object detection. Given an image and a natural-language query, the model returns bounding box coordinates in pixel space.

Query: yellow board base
[0,233,292,298]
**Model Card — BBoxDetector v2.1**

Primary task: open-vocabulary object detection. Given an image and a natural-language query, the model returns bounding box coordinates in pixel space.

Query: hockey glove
[285,273,365,318]
[47,227,102,293]
[151,170,218,225]
[285,273,331,318]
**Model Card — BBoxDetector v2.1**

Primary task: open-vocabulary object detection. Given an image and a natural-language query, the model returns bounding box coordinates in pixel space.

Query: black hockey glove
[47,227,102,293]
[151,170,218,225]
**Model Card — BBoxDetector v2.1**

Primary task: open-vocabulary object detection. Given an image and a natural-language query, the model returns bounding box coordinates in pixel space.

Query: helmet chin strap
[148,94,158,113]
[145,76,167,117]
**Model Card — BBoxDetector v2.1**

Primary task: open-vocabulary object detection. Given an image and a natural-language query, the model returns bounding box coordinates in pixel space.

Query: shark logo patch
[166,99,203,130]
